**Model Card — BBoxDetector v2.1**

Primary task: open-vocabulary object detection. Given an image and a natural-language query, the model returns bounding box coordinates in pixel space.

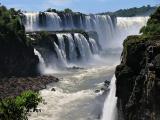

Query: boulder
[51,88,56,91]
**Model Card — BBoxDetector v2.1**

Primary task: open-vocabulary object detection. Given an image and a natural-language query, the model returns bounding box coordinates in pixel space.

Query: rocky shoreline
[0,75,59,99]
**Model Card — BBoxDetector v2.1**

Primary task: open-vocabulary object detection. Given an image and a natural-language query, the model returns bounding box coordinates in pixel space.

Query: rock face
[0,36,39,77]
[115,35,160,120]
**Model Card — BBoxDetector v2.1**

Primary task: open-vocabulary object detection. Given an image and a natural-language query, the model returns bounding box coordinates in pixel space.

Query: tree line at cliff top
[40,5,158,17]
[99,5,158,17]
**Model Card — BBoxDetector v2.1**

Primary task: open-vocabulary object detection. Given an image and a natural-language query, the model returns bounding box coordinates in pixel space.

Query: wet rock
[67,66,83,70]
[51,88,56,91]
[55,78,59,82]
[104,80,110,87]
[72,66,83,69]
[101,88,105,91]
[95,89,100,93]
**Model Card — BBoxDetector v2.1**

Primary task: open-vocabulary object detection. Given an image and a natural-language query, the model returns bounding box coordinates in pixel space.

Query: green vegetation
[46,8,57,13]
[46,8,73,13]
[64,8,73,13]
[122,6,160,56]
[140,7,160,36]
[100,5,157,17]
[0,5,26,42]
[0,90,42,120]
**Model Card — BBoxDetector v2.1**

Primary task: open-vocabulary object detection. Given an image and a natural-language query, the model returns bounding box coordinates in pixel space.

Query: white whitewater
[101,75,117,120]
[74,33,92,61]
[34,49,46,74]
[29,53,120,120]
[89,38,99,54]
[53,42,67,67]
[50,33,98,67]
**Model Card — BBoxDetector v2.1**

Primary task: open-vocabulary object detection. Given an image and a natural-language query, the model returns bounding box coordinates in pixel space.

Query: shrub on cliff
[64,8,73,13]
[140,7,160,36]
[46,8,57,12]
[0,5,26,41]
[0,90,42,120]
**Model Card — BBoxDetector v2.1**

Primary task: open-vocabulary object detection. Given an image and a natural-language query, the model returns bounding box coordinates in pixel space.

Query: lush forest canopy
[99,5,157,17]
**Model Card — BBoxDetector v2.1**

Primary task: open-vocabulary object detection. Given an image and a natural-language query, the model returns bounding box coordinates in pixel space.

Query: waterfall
[63,33,77,62]
[34,33,99,68]
[53,41,67,66]
[23,13,148,49]
[25,13,149,72]
[34,49,46,74]
[74,33,92,61]
[23,13,116,48]
[101,75,117,120]
[111,16,149,48]
[88,38,99,54]
[24,13,39,31]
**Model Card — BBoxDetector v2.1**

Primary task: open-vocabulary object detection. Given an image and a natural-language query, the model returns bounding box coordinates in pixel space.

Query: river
[29,50,120,120]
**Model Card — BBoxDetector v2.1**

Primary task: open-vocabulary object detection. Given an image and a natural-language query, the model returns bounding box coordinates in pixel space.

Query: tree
[140,6,160,36]
[0,91,42,120]
[64,8,73,13]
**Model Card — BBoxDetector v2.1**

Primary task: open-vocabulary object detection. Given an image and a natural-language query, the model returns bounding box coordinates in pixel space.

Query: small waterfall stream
[101,75,117,120]
[34,49,46,74]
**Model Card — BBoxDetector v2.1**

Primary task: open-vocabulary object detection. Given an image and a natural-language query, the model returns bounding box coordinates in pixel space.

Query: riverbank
[0,75,59,99]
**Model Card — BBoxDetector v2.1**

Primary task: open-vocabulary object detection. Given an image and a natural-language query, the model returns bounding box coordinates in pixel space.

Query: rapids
[30,51,120,120]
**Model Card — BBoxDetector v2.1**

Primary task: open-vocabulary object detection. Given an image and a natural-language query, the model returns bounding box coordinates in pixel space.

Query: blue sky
[1,0,159,13]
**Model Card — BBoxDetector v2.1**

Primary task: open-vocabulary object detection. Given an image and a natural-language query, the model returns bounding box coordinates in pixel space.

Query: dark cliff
[0,6,39,77]
[115,7,160,120]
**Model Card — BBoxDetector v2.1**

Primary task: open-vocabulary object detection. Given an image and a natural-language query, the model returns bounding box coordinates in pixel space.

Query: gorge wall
[115,7,160,120]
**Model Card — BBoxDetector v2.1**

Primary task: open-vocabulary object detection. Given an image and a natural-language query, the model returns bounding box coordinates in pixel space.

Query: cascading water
[23,13,148,49]
[111,17,149,48]
[89,38,99,54]
[101,75,117,120]
[23,13,116,49]
[74,33,92,61]
[33,32,100,73]
[25,12,149,120]
[34,49,46,74]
